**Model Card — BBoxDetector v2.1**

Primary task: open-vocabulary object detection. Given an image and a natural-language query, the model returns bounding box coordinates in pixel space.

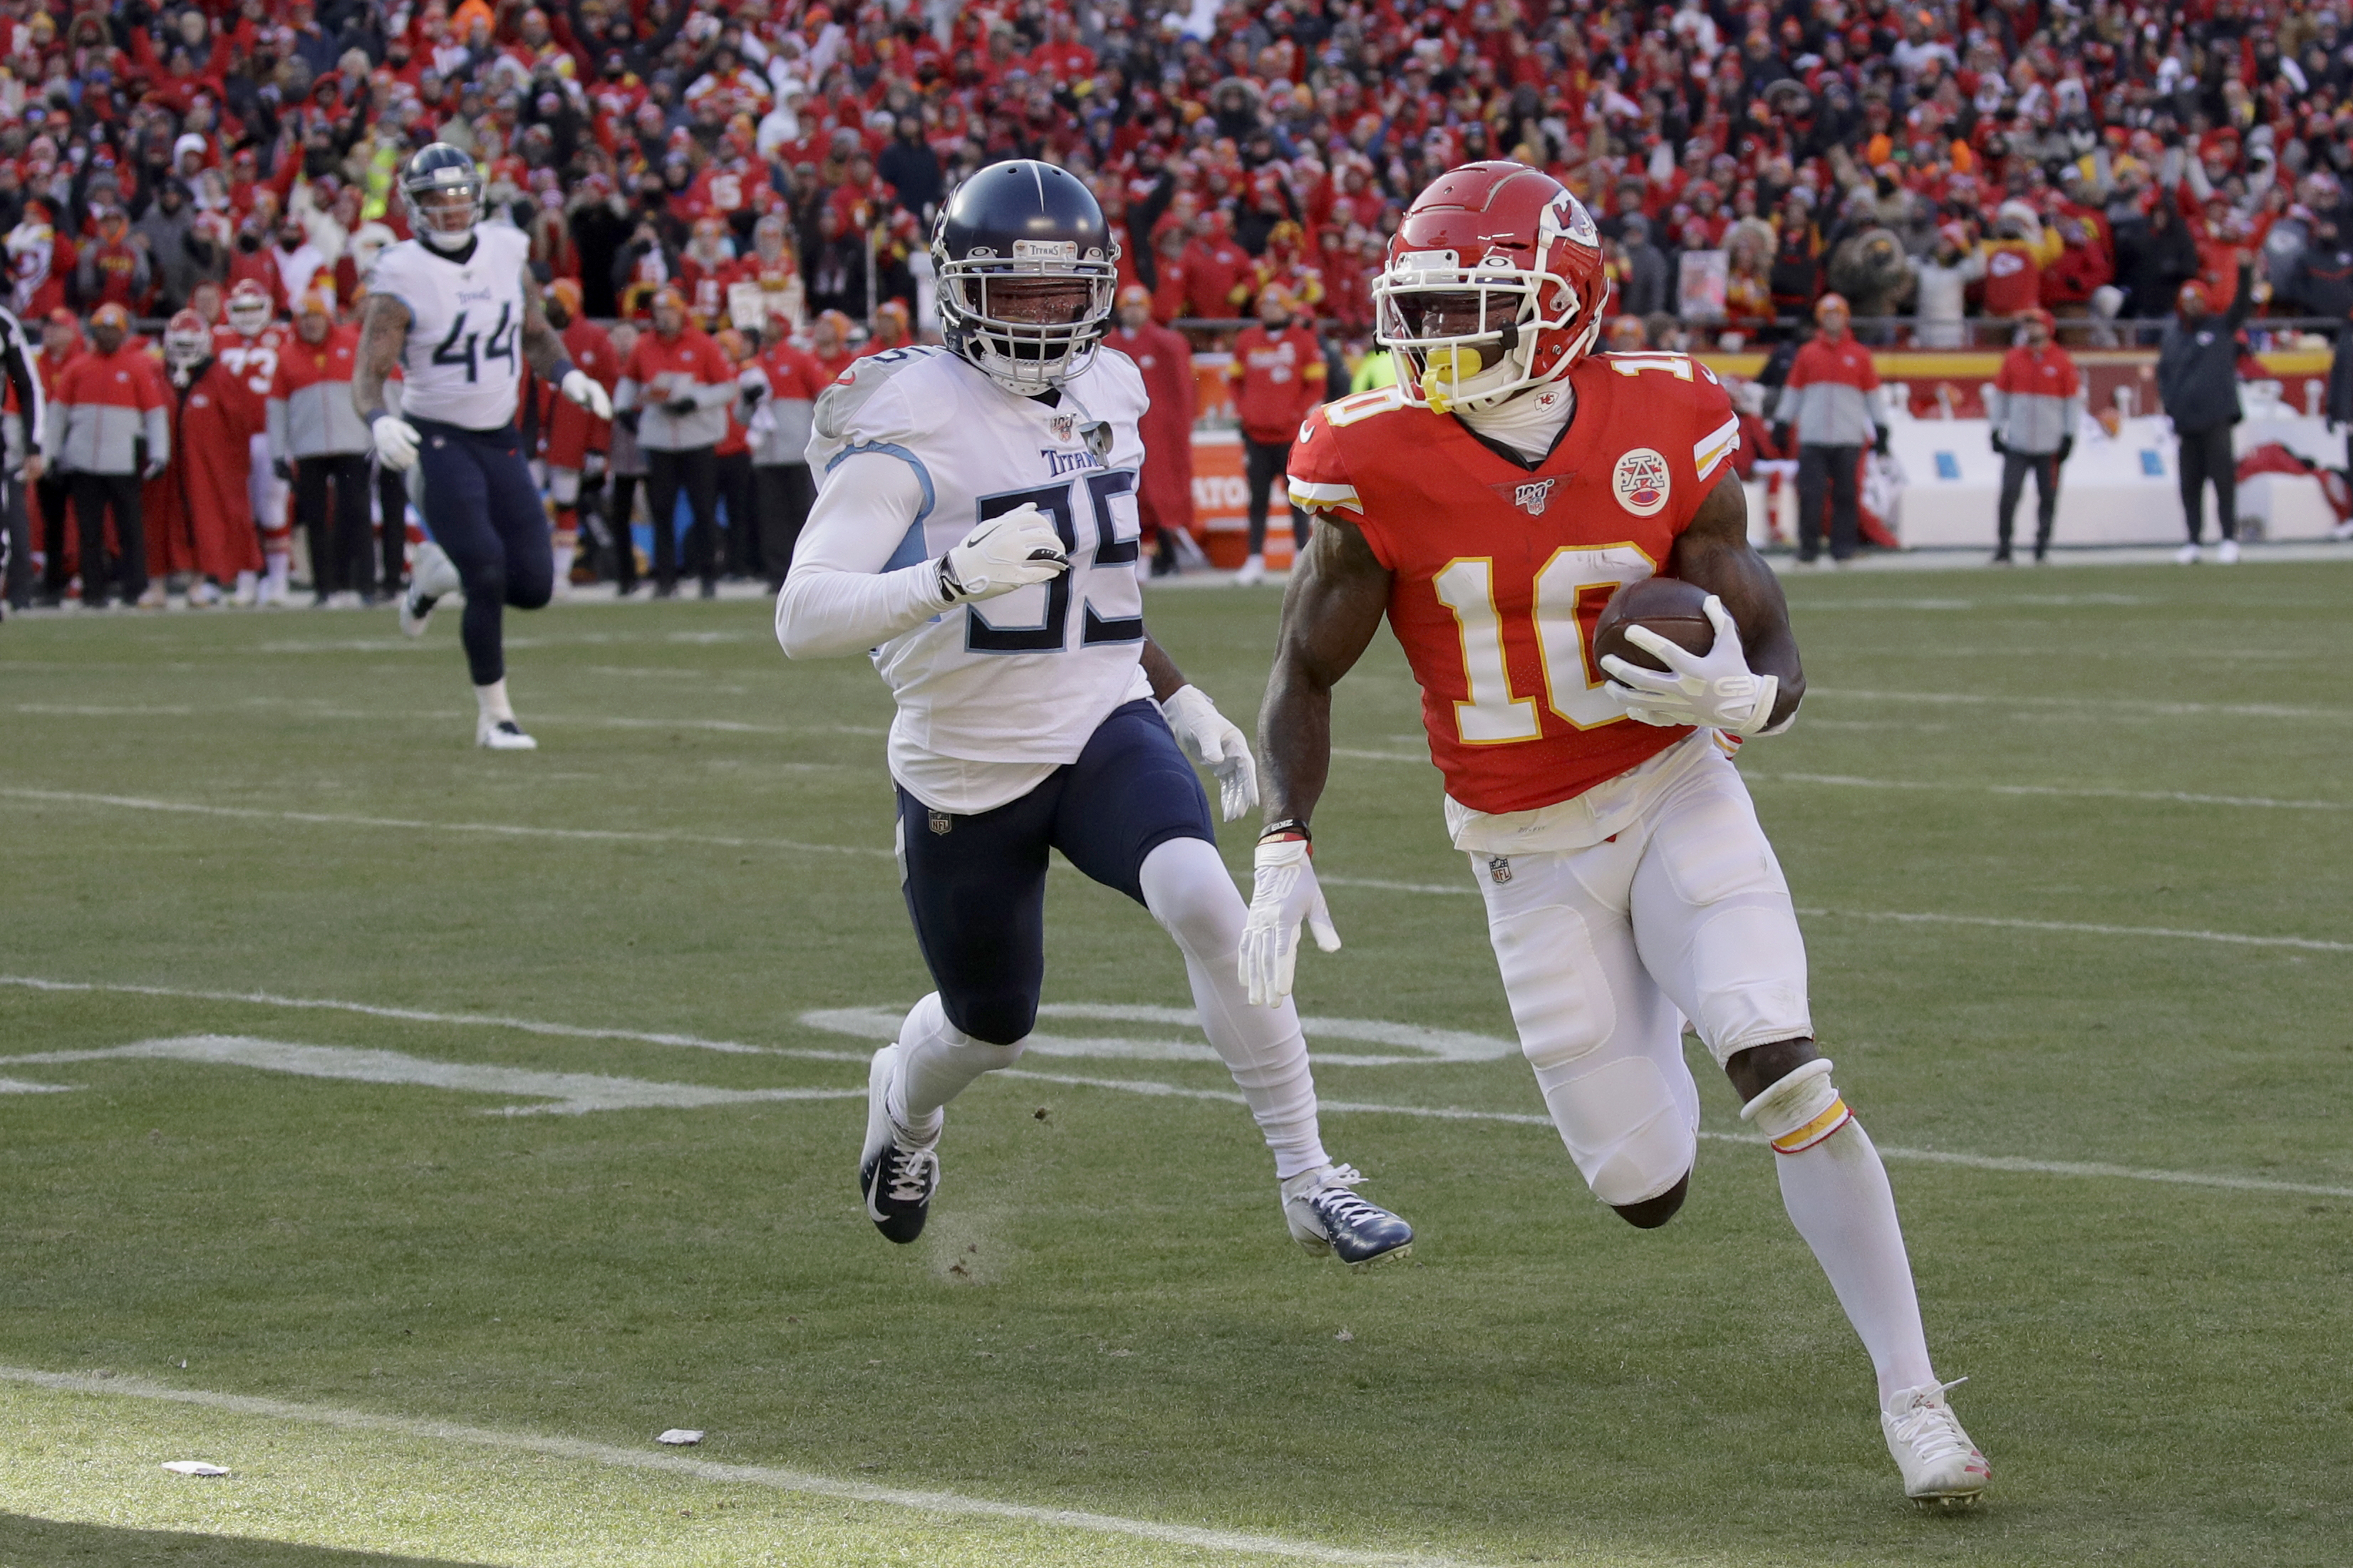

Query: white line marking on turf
[1819,687,2353,722]
[9,974,2342,1200]
[1794,906,2353,953]
[0,1037,866,1116]
[1748,772,2353,813]
[0,787,892,859]
[802,1005,1514,1066]
[0,1076,76,1094]
[1001,1073,2353,1199]
[0,975,862,1061]
[0,1367,1472,1567]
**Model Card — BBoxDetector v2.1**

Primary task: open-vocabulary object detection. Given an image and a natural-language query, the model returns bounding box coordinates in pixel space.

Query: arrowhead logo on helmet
[1373,161,1610,415]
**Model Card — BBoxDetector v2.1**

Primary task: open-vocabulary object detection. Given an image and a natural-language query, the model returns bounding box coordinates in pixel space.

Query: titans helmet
[401,142,482,253]
[932,160,1119,395]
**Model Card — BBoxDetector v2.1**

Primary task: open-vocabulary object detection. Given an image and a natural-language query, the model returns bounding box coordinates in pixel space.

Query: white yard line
[1747,771,2352,813]
[4,973,2344,1198]
[0,786,890,859]
[0,975,861,1061]
[0,1366,1470,1568]
[1003,1072,2353,1199]
[1816,687,2353,722]
[1792,906,2353,953]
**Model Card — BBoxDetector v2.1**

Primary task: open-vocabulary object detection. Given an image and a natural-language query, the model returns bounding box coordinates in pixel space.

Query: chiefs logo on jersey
[1613,448,1670,516]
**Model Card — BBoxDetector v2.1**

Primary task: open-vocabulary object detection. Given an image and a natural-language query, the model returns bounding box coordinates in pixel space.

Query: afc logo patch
[1512,478,1558,515]
[1613,447,1670,516]
[1487,856,1514,884]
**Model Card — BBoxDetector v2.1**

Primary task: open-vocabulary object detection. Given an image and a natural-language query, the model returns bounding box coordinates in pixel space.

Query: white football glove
[371,415,421,472]
[938,504,1068,603]
[1238,836,1341,1007]
[560,368,614,421]
[1159,683,1259,821]
[1598,594,1779,735]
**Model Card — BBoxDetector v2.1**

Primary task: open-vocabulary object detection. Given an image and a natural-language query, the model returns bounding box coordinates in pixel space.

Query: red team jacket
[212,321,290,429]
[1106,318,1196,543]
[542,316,618,469]
[1288,353,1744,815]
[146,355,264,581]
[1226,321,1326,445]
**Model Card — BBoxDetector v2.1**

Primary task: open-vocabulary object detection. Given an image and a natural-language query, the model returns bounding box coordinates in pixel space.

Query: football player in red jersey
[1249,162,1990,1508]
[214,278,294,603]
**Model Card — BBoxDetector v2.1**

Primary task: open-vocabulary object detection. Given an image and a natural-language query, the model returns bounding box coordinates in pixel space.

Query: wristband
[1258,817,1311,843]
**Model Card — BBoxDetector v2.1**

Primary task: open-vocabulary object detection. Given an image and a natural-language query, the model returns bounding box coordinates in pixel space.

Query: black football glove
[663,397,698,417]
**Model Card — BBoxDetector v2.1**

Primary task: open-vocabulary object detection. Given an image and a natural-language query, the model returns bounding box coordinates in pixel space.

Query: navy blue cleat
[1282,1163,1414,1268]
[859,1044,938,1244]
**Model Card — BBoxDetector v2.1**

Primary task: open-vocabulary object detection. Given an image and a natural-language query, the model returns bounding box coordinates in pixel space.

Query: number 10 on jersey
[1431,545,1658,742]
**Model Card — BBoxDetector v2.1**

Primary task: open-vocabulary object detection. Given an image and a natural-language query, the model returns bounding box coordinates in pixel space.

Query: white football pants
[1473,744,1811,1206]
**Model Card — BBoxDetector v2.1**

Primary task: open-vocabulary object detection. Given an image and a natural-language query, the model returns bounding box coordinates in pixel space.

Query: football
[1592,576,1716,673]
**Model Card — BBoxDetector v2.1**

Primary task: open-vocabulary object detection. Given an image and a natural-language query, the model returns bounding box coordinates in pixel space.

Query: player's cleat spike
[1881,1377,1990,1508]
[1282,1163,1413,1268]
[858,1044,938,1244]
[476,717,538,750]
[400,541,462,636]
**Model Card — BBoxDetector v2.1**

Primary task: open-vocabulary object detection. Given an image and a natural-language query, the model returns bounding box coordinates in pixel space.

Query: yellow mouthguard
[1420,346,1483,412]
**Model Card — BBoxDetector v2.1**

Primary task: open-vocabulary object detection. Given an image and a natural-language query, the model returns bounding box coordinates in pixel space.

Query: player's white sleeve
[775,451,946,659]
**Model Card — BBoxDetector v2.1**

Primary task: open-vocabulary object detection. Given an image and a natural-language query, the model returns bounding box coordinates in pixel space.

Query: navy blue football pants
[410,415,552,685]
[896,699,1215,1047]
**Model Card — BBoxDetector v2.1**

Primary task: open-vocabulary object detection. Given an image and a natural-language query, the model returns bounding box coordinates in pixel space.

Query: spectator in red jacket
[1224,284,1326,585]
[266,290,373,604]
[146,309,261,606]
[739,322,828,591]
[541,279,617,591]
[1105,284,1196,573]
[46,303,168,609]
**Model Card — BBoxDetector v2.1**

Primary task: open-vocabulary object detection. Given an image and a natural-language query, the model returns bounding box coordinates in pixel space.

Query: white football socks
[474,678,517,725]
[893,990,1019,1137]
[1772,1116,1940,1404]
[552,542,576,588]
[263,551,290,601]
[1138,836,1330,1180]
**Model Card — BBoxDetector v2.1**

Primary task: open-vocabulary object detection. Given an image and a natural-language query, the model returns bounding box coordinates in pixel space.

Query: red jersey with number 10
[1286,351,1743,815]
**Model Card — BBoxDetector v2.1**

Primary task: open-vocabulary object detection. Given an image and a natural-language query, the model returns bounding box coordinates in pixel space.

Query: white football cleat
[2215,539,2240,564]
[1882,1379,1990,1508]
[400,541,462,637]
[2173,542,2203,565]
[476,717,538,751]
[1233,554,1266,587]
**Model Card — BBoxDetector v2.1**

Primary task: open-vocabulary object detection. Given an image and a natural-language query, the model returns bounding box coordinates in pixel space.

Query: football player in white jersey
[353,143,613,749]
[777,160,1414,1266]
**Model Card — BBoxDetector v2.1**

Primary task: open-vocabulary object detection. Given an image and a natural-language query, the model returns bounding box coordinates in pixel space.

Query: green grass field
[2,563,2349,1567]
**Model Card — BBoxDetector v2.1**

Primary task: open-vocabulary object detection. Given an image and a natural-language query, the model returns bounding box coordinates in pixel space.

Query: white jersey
[804,345,1154,811]
[364,225,533,432]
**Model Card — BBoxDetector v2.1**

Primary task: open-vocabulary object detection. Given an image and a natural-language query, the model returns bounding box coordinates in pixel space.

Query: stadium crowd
[4,0,2353,608]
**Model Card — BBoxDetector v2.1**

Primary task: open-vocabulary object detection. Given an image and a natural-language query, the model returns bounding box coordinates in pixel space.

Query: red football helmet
[226,277,273,336]
[162,308,210,371]
[1373,161,1610,412]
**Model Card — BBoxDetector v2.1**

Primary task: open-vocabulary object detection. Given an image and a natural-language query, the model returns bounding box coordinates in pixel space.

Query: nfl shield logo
[1050,414,1076,442]
[1487,856,1513,884]
[1513,479,1558,516]
[928,810,953,836]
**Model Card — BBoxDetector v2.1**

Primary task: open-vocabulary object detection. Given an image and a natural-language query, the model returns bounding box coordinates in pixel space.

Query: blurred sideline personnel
[217,279,294,605]
[46,302,167,611]
[1105,283,1195,576]
[30,309,76,607]
[0,304,41,617]
[539,279,617,593]
[1985,308,2082,566]
[775,160,1414,1268]
[148,310,262,606]
[1773,294,1891,566]
[1262,162,1989,1506]
[736,312,826,592]
[356,143,614,750]
[612,286,735,599]
[1226,283,1325,586]
[2158,259,2256,566]
[269,290,375,606]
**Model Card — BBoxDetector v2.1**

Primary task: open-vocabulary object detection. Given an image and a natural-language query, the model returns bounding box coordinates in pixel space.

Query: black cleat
[1282,1163,1414,1268]
[858,1044,938,1244]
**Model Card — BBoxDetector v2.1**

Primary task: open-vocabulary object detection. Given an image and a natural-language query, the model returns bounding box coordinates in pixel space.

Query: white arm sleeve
[775,451,949,659]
